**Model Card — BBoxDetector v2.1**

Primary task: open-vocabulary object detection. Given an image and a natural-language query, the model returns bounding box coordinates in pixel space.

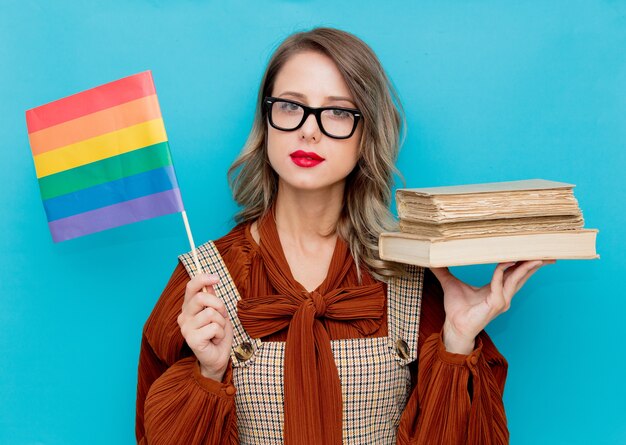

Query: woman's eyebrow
[276,91,307,100]
[326,95,355,105]
[276,91,356,106]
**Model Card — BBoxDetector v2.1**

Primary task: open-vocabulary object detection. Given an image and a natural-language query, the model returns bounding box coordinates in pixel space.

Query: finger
[508,260,542,285]
[200,322,227,344]
[503,260,543,297]
[485,262,517,312]
[507,260,552,295]
[187,306,227,331]
[224,315,234,341]
[184,274,220,302]
[183,292,227,318]
[503,259,555,281]
[490,262,515,294]
[186,322,226,350]
[502,261,525,280]
[511,267,540,294]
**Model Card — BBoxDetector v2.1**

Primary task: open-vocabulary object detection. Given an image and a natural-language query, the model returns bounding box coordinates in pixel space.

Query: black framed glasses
[264,96,361,139]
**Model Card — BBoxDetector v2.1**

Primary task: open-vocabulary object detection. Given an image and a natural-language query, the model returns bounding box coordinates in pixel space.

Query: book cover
[379,229,599,267]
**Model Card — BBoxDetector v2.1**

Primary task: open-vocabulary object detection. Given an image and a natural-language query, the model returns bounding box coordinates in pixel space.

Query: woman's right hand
[177,273,233,381]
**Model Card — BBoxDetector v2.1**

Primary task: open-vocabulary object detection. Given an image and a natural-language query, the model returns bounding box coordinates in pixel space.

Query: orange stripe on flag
[28,95,162,156]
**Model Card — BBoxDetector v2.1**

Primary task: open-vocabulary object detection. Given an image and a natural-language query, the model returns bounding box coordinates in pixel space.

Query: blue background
[1,1,624,444]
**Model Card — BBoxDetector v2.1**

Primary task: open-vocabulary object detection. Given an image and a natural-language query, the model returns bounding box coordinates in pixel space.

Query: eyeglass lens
[270,101,357,138]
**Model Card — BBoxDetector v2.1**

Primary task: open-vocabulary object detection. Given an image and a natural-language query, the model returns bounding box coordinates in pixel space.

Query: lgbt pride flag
[26,71,184,242]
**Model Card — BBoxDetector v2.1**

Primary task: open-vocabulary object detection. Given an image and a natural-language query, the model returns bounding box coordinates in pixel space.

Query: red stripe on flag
[25,71,156,133]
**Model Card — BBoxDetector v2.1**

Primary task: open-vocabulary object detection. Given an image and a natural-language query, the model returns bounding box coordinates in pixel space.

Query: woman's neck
[267,181,344,291]
[273,180,344,242]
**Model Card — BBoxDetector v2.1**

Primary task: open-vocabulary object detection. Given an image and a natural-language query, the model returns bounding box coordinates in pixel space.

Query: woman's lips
[289,150,325,168]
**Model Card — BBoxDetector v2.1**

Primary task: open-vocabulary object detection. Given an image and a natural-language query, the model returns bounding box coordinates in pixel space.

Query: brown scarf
[237,211,385,444]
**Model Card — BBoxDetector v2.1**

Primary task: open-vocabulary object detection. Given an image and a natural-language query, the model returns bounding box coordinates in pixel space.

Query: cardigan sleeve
[135,263,239,445]
[396,268,509,445]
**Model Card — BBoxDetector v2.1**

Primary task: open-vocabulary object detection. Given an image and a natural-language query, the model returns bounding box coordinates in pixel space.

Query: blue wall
[1,1,624,444]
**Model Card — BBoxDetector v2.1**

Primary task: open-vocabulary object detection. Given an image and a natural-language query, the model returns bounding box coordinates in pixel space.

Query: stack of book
[379,179,599,267]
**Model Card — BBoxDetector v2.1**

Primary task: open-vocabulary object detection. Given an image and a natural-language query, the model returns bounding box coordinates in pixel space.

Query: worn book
[398,214,584,238]
[396,179,583,225]
[378,229,599,267]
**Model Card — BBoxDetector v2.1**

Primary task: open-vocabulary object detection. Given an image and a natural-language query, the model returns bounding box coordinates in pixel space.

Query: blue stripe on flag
[42,165,179,222]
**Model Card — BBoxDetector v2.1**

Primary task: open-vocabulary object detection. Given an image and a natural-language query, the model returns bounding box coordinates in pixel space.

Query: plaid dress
[179,241,424,444]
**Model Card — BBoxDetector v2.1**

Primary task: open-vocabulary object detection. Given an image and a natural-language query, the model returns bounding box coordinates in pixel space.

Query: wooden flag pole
[181,210,203,276]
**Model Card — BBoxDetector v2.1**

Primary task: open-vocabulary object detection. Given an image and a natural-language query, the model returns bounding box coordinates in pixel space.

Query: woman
[136,27,551,444]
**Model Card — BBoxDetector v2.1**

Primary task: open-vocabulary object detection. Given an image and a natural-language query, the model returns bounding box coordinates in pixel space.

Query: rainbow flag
[26,71,184,242]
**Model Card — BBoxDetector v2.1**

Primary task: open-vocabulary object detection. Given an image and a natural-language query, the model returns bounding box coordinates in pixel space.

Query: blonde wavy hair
[228,27,406,280]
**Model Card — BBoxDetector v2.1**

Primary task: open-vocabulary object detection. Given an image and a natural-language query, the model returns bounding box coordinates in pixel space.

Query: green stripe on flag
[38,142,173,200]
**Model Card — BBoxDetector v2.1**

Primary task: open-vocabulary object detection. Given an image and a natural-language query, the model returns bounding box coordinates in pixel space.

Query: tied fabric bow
[237,211,385,445]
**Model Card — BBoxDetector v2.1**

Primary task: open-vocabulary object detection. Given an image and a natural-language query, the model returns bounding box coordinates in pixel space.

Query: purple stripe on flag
[48,188,184,242]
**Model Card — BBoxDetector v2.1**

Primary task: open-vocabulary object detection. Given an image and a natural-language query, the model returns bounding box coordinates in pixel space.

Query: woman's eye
[329,109,351,119]
[278,102,301,113]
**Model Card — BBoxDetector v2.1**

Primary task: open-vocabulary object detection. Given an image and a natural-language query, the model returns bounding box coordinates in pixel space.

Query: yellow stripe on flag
[33,118,167,178]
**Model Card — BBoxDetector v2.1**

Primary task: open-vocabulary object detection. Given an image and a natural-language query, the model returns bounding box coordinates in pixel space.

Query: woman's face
[267,50,361,195]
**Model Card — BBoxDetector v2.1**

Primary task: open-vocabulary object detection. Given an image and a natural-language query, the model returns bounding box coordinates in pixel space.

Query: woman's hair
[228,27,406,280]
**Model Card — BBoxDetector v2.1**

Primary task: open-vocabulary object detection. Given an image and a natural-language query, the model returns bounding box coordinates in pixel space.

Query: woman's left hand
[430,260,555,354]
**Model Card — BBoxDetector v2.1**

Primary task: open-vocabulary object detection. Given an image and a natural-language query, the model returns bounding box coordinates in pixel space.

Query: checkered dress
[179,242,424,444]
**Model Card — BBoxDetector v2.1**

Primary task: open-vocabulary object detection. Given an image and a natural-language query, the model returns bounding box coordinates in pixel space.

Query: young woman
[136,27,552,445]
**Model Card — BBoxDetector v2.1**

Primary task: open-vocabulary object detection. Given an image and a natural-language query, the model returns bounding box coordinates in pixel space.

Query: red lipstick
[289,150,325,168]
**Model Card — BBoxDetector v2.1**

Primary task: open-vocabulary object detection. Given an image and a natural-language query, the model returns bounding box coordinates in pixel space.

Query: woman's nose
[299,113,322,141]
